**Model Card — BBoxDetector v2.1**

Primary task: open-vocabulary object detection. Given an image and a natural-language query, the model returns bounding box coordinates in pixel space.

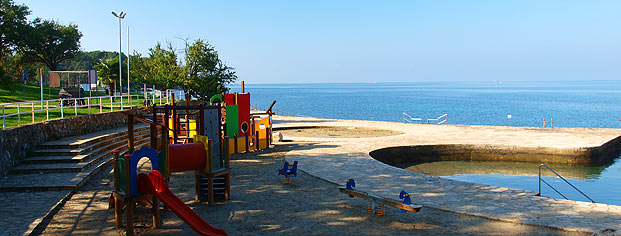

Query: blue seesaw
[338,178,422,216]
[278,161,298,184]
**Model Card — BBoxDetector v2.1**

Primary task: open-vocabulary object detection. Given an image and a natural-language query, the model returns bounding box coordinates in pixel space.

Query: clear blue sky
[20,0,621,83]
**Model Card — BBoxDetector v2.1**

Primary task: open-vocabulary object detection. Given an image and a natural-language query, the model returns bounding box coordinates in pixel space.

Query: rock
[272,132,283,142]
[592,228,620,236]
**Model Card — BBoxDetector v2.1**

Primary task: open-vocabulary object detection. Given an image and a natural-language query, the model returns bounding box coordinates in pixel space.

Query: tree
[0,0,30,62]
[93,57,126,96]
[20,19,82,71]
[146,42,182,90]
[183,39,237,101]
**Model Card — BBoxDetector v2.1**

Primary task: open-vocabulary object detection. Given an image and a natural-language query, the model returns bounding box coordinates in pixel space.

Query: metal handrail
[536,163,595,203]
[1,95,141,129]
[403,112,423,123]
[427,114,447,124]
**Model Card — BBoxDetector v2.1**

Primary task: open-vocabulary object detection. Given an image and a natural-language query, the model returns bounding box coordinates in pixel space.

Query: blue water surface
[235,81,621,128]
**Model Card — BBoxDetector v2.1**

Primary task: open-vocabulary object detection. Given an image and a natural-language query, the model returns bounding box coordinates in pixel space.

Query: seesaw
[338,179,422,216]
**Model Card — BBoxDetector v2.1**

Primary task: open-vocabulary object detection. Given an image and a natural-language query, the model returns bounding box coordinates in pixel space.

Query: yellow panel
[228,138,236,154]
[248,136,256,151]
[258,139,268,150]
[237,136,247,153]
[189,120,198,138]
[253,117,270,140]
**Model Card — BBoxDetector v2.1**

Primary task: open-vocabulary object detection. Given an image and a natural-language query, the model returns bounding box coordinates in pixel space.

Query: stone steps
[36,126,149,149]
[0,125,152,192]
[12,137,150,174]
[31,128,149,156]
[22,132,150,165]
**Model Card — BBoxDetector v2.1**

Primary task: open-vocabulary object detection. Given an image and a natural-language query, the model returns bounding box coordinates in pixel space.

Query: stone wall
[0,109,139,176]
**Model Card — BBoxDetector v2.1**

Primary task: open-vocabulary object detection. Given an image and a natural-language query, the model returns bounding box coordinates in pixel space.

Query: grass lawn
[1,99,144,128]
[0,83,111,104]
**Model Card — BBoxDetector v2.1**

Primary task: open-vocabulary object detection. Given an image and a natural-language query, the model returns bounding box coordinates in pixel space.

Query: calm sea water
[234,81,621,205]
[236,81,621,128]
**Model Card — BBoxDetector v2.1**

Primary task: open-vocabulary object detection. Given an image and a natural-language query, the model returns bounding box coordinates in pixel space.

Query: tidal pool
[398,157,621,205]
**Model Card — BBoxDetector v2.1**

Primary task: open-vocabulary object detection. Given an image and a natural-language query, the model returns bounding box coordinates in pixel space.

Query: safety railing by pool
[402,112,423,124]
[427,114,447,124]
[536,163,595,203]
[1,95,141,129]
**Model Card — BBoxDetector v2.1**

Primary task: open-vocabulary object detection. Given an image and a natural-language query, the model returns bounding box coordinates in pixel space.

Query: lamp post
[111,11,126,99]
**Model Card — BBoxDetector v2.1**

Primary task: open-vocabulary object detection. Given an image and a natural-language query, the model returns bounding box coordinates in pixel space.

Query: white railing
[403,112,423,123]
[403,112,447,125]
[1,95,141,129]
[427,114,447,124]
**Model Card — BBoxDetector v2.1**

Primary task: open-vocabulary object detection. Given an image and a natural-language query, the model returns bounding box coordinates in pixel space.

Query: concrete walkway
[276,115,621,233]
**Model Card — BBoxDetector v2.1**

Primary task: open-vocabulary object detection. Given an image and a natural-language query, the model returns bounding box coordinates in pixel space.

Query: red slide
[137,170,227,236]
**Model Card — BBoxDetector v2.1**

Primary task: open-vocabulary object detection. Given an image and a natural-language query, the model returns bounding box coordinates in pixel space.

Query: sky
[20,0,621,84]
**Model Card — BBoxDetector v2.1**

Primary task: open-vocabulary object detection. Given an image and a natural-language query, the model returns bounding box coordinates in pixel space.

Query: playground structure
[338,179,423,216]
[111,87,274,236]
[278,161,298,184]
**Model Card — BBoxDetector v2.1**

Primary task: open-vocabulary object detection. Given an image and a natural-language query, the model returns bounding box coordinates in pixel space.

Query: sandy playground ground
[40,127,589,235]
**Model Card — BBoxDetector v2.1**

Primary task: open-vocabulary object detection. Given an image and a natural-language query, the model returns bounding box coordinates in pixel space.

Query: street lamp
[111,11,126,99]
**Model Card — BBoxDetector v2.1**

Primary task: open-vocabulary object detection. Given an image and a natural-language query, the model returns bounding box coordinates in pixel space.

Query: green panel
[226,105,239,137]
[209,94,223,104]
[158,150,166,178]
[117,157,126,193]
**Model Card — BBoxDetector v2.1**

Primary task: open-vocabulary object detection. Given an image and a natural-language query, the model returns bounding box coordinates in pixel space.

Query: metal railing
[427,114,447,124]
[1,95,141,129]
[403,112,447,124]
[536,163,595,203]
[403,112,423,123]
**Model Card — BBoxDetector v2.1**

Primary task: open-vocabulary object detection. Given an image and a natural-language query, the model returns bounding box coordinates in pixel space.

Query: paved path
[0,126,143,236]
[276,115,621,233]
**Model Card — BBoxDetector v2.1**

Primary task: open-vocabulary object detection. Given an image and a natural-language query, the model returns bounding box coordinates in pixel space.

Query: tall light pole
[111,11,126,98]
[127,25,130,103]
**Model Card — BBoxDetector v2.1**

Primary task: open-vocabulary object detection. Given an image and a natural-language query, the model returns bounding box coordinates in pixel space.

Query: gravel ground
[41,141,588,235]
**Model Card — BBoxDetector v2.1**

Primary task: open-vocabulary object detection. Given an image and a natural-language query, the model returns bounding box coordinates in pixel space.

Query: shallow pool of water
[398,157,621,205]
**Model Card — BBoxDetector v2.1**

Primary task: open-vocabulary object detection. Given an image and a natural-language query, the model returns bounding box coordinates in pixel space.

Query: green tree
[0,0,30,62]
[20,19,82,71]
[146,42,182,90]
[183,39,237,101]
[93,57,126,96]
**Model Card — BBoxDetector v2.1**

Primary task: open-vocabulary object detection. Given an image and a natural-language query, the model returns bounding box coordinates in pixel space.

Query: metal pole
[74,98,77,116]
[40,68,43,109]
[2,106,5,129]
[118,16,122,99]
[100,97,102,113]
[31,102,34,123]
[46,101,49,120]
[60,99,64,118]
[127,25,130,104]
[17,104,20,125]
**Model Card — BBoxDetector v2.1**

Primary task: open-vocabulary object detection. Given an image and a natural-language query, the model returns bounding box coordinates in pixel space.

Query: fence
[1,95,141,129]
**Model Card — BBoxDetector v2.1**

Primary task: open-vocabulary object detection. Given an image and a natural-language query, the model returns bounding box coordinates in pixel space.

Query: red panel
[224,93,235,105]
[168,143,206,172]
[137,170,227,236]
[237,93,251,136]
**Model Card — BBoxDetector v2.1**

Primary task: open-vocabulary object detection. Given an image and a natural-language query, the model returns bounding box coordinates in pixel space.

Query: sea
[232,81,621,205]
[235,80,621,129]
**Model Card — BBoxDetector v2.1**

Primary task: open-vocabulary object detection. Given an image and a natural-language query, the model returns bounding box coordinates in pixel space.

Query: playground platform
[0,125,148,236]
[276,115,621,233]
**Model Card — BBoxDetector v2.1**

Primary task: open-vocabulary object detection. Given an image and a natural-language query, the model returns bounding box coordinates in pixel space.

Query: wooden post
[241,81,245,93]
[224,137,230,168]
[126,198,134,236]
[208,173,215,206]
[151,197,160,228]
[150,108,157,148]
[112,150,121,228]
[128,114,135,152]
[195,173,201,202]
